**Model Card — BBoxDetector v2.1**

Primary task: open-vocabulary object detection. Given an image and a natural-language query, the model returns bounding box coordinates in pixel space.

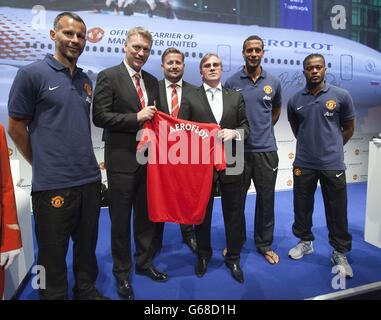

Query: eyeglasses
[202,62,221,69]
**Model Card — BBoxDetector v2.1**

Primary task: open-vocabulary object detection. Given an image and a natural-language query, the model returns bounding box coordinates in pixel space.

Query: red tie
[134,73,145,109]
[170,83,179,118]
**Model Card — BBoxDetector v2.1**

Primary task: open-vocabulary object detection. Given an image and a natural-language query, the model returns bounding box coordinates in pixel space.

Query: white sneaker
[288,241,314,260]
[331,250,353,278]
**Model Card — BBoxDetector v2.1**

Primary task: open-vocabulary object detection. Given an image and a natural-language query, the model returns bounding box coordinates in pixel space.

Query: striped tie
[134,73,145,109]
[170,83,179,118]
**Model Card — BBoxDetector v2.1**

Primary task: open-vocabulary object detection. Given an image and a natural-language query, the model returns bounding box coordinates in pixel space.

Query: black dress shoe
[117,280,134,300]
[225,262,244,283]
[183,236,197,253]
[195,257,208,277]
[136,266,168,282]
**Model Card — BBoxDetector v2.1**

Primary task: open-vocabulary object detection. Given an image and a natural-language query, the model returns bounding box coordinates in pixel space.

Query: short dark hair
[161,47,184,63]
[53,12,86,30]
[303,53,325,69]
[242,35,264,51]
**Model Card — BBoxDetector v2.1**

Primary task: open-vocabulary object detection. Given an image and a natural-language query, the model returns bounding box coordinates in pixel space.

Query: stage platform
[17,182,381,300]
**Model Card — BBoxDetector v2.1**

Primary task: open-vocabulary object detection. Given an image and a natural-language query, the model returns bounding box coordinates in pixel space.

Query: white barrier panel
[4,160,35,300]
[364,138,381,248]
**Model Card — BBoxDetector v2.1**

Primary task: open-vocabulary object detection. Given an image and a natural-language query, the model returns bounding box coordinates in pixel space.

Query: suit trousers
[196,175,245,264]
[152,222,194,252]
[242,151,279,253]
[32,181,101,300]
[292,167,352,253]
[107,166,154,282]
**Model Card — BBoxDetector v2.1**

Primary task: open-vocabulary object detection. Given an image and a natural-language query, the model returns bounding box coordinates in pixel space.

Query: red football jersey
[0,124,22,297]
[138,111,226,225]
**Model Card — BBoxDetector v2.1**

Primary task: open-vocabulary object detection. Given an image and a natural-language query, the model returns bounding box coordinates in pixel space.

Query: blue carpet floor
[17,182,381,300]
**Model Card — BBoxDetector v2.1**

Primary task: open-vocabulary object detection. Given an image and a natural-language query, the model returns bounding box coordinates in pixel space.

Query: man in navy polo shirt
[7,12,108,299]
[287,53,355,278]
[225,35,281,265]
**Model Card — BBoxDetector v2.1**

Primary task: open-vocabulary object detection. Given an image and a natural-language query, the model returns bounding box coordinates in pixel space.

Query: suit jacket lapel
[198,86,217,124]
[118,63,141,111]
[219,87,229,126]
[159,80,170,114]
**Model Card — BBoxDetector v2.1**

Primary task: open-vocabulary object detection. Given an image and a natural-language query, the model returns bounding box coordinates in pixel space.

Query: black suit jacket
[181,85,249,183]
[92,62,159,173]
[157,79,196,118]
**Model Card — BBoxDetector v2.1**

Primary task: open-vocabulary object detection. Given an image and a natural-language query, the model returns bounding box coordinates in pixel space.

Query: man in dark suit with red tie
[152,47,198,255]
[92,26,167,300]
[181,53,249,283]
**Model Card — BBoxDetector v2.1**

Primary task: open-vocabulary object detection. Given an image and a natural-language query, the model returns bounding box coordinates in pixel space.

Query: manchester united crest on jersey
[51,196,64,208]
[264,85,273,95]
[325,99,337,111]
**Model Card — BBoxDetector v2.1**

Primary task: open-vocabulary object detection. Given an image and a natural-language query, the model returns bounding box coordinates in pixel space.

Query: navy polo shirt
[287,83,355,170]
[8,54,100,191]
[225,67,282,152]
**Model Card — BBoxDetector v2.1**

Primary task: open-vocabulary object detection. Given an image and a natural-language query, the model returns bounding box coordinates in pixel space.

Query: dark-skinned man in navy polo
[7,12,108,300]
[225,35,281,265]
[287,53,355,278]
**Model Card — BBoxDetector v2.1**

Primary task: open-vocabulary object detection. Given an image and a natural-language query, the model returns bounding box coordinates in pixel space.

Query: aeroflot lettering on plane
[264,39,333,51]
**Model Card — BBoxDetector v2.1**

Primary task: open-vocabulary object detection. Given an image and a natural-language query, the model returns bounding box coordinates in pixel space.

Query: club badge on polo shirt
[51,195,64,208]
[84,82,92,103]
[264,85,273,95]
[294,168,302,177]
[325,99,337,111]
[324,99,336,117]
[263,85,273,102]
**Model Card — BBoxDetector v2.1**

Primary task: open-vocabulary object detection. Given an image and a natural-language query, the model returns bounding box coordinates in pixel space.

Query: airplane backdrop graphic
[0,4,380,190]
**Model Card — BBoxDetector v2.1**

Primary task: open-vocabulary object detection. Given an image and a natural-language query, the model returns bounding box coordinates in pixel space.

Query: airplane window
[41,43,45,49]
[114,47,119,53]
[100,47,104,52]
[284,59,288,64]
[151,49,154,55]
[192,52,196,58]
[277,59,281,64]
[25,42,30,48]
[107,47,111,53]
[48,44,52,50]
[264,58,268,63]
[270,58,275,64]
[158,50,162,56]
[328,62,332,68]
[185,52,189,57]
[93,46,97,52]
[290,60,294,65]
[33,43,37,49]
[122,48,125,53]
[85,46,90,52]
[296,60,300,65]
[199,53,203,58]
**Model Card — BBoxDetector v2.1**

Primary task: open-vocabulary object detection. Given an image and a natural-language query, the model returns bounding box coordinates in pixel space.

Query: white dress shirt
[203,82,223,124]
